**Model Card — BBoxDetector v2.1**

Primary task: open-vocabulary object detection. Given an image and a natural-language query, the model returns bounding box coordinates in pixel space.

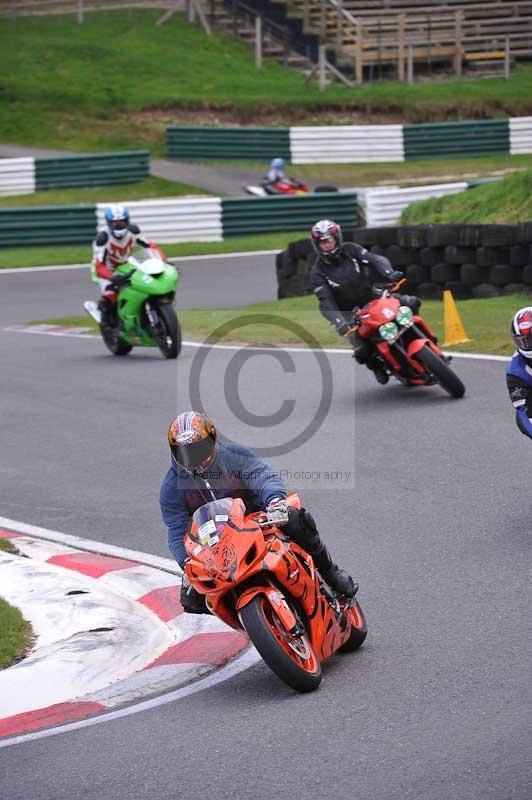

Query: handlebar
[255,512,289,528]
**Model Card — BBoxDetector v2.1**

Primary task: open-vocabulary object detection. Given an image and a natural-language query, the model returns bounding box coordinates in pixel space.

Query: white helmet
[511,307,532,358]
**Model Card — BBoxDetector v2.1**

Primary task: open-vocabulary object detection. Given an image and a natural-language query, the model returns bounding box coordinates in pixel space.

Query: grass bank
[2,12,532,154]
[0,177,208,208]
[0,540,32,669]
[402,168,532,224]
[33,293,527,356]
[0,231,307,269]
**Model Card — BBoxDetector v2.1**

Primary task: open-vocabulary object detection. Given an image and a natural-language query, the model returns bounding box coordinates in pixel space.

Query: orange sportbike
[184,493,367,692]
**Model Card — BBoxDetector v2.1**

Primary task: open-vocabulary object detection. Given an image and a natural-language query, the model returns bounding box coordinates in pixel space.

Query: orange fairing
[184,494,361,662]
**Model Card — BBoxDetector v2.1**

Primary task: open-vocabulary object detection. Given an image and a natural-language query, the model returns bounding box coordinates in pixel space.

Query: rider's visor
[319,236,336,252]
[111,219,128,231]
[171,434,216,471]
[515,332,532,351]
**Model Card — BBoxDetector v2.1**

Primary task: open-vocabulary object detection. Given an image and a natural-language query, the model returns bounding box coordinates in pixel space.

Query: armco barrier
[290,125,404,164]
[35,151,150,190]
[167,116,532,163]
[96,197,223,244]
[403,119,510,160]
[509,117,532,155]
[222,192,358,236]
[276,224,532,300]
[0,158,35,197]
[362,183,468,226]
[166,126,291,161]
[0,205,97,248]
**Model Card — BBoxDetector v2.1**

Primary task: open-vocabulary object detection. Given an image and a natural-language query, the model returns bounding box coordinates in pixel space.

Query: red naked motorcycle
[351,289,465,398]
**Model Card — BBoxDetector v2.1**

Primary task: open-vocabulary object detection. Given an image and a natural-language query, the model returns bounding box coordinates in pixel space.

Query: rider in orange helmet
[160,411,357,613]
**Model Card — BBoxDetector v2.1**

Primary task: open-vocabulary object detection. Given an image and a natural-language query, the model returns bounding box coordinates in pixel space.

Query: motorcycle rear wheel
[416,344,465,398]
[240,595,322,692]
[338,601,368,653]
[100,324,133,356]
[153,304,182,359]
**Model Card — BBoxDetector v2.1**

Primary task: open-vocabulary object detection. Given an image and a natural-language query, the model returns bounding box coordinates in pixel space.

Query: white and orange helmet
[168,411,217,472]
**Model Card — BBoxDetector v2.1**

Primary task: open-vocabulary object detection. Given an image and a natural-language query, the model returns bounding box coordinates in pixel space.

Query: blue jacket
[160,442,286,567]
[506,352,532,438]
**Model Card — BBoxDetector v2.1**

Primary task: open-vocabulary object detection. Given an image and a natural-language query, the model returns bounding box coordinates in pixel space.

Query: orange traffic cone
[442,290,470,347]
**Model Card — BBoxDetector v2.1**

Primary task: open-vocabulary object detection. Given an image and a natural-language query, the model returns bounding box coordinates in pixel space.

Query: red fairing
[356,296,402,339]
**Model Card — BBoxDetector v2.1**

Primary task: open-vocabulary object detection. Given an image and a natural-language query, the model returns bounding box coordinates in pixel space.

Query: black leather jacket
[310,242,397,331]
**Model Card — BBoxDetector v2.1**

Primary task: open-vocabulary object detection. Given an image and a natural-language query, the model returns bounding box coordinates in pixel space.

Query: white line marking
[0,515,181,575]
[0,250,279,275]
[0,324,512,362]
[0,646,260,748]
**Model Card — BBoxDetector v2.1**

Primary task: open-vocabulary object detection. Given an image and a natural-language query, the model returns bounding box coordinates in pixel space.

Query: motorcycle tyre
[338,601,368,653]
[154,304,182,359]
[100,324,133,356]
[415,344,465,398]
[240,595,322,693]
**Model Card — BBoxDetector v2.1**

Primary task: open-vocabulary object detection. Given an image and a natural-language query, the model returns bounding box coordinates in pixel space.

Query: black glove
[337,320,350,336]
[389,270,404,283]
[109,270,133,290]
[180,578,209,614]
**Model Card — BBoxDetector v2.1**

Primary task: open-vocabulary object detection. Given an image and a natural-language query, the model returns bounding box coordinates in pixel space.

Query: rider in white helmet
[93,204,152,327]
[507,307,532,438]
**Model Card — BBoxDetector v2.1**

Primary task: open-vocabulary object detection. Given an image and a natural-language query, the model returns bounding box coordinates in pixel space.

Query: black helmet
[310,219,343,262]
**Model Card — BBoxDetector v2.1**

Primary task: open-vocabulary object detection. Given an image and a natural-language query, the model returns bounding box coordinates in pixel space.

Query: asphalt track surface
[0,252,277,325]
[1,262,532,800]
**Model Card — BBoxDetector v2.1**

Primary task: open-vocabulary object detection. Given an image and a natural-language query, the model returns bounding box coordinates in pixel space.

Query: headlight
[396,306,414,327]
[378,321,399,342]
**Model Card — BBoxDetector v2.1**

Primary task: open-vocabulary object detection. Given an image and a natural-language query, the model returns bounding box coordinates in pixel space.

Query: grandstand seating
[270,0,532,80]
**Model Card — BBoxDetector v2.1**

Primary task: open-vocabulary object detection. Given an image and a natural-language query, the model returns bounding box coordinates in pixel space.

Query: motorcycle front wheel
[100,324,132,356]
[153,304,182,359]
[240,595,322,692]
[416,344,465,398]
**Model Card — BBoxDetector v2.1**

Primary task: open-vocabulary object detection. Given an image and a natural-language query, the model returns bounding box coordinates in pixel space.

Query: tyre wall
[276,224,532,300]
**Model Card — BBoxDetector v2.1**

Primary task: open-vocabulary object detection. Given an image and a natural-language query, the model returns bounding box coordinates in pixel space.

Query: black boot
[367,356,389,385]
[97,297,113,328]
[284,509,358,598]
[180,581,209,614]
[315,549,359,598]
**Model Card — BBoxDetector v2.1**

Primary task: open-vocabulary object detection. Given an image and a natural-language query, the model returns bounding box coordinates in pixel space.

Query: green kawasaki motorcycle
[84,247,182,359]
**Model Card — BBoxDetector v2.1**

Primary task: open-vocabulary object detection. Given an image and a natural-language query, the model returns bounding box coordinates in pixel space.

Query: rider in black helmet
[309,219,421,384]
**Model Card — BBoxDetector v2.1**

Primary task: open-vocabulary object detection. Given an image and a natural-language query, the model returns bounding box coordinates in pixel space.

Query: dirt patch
[130,99,532,127]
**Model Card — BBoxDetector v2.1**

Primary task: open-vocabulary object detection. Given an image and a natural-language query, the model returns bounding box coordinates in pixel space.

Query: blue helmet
[105,204,129,239]
[270,158,285,170]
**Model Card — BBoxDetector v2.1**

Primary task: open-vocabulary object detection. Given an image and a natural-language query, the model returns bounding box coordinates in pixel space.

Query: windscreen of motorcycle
[190,497,242,545]
[129,249,165,275]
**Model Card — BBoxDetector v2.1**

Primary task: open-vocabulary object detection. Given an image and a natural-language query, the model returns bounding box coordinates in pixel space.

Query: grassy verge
[199,154,532,187]
[2,13,532,154]
[0,231,307,269]
[0,540,32,669]
[0,177,208,209]
[402,168,532,224]
[31,293,528,356]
